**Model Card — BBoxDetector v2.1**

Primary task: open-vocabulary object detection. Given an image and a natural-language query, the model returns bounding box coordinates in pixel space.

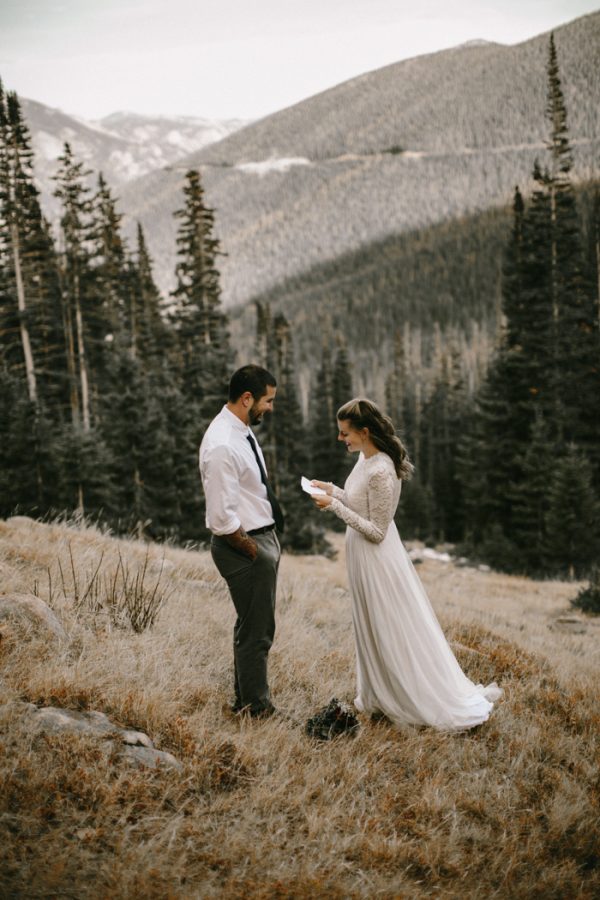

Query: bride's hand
[312,493,333,509]
[311,480,332,495]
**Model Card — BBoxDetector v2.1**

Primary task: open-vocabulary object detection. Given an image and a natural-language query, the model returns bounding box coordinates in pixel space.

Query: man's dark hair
[229,365,277,402]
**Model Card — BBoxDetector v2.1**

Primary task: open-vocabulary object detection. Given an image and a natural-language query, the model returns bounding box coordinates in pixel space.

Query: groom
[199,365,284,718]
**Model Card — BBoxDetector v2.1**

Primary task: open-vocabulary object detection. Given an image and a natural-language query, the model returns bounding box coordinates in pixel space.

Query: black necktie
[246,432,285,533]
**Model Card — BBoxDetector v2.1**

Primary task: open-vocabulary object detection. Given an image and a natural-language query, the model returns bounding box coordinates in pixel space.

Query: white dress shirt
[199,405,275,535]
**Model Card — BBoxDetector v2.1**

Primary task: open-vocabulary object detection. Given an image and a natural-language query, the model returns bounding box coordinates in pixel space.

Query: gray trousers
[210,530,280,713]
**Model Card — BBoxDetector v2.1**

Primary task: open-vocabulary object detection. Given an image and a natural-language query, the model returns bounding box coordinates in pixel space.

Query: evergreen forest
[1,35,599,575]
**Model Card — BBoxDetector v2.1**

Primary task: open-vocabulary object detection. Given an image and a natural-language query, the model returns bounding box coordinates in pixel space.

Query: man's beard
[249,409,263,425]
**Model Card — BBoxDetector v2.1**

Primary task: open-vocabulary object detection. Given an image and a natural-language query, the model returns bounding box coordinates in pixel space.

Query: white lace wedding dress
[328,451,501,730]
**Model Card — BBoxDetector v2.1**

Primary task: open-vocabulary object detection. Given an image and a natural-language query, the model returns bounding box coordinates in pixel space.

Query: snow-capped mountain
[22,97,249,206]
[93,111,249,162]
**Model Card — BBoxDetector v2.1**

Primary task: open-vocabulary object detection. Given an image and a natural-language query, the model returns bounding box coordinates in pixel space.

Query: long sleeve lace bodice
[328,453,401,543]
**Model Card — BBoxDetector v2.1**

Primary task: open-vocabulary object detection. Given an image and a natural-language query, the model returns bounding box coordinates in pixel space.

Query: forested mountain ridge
[234,179,598,405]
[115,11,600,301]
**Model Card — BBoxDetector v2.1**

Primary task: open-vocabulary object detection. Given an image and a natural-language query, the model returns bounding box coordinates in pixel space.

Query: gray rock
[33,707,121,738]
[0,701,182,771]
[120,745,182,771]
[454,557,470,567]
[477,564,492,573]
[0,593,68,642]
[121,728,155,748]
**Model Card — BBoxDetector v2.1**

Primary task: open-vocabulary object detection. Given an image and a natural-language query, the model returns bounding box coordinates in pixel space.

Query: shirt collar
[221,404,250,435]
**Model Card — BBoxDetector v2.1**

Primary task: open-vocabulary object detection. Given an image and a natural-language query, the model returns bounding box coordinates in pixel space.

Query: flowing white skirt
[345,523,502,730]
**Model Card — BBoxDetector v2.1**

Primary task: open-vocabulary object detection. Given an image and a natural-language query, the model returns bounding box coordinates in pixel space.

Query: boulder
[120,744,181,770]
[0,701,182,771]
[0,594,68,642]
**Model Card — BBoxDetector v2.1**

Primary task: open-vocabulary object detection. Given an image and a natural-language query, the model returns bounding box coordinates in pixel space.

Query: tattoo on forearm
[224,527,258,559]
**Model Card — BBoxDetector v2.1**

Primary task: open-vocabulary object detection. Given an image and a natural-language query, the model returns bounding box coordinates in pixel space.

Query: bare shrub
[53,543,172,632]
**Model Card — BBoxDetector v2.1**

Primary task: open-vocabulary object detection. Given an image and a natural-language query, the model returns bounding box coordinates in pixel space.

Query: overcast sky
[0,0,598,122]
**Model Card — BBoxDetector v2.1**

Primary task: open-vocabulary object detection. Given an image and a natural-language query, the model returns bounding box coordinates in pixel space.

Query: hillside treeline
[0,81,333,551]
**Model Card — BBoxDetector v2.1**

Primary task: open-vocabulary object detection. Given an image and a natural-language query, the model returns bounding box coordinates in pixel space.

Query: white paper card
[301,476,326,496]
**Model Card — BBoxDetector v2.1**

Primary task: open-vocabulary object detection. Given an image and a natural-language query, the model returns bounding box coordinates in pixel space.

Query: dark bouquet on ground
[305,698,360,740]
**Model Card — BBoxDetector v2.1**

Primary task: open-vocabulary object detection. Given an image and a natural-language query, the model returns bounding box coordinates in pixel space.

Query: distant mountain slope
[115,11,599,302]
[22,98,248,214]
[231,179,598,407]
[232,202,512,400]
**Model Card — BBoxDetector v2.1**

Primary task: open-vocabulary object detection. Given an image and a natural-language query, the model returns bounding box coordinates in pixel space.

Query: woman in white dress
[311,398,501,731]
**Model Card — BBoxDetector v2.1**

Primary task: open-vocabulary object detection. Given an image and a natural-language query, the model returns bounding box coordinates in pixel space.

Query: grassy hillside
[1,518,598,898]
[114,11,600,302]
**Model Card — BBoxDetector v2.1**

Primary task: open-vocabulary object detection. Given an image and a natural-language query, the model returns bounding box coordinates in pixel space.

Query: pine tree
[544,445,600,578]
[270,314,315,549]
[0,85,37,404]
[592,191,600,334]
[543,35,598,452]
[53,142,94,430]
[459,354,520,549]
[54,422,115,524]
[170,169,230,421]
[509,413,555,573]
[309,342,337,482]
[87,173,130,393]
[0,372,58,517]
[100,348,181,537]
[166,170,232,541]
[128,223,168,369]
[331,342,354,489]
[422,349,468,542]
[0,86,66,413]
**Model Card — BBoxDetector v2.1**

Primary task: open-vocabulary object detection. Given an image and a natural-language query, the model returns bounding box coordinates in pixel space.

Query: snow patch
[108,149,151,180]
[33,130,64,161]
[236,157,311,176]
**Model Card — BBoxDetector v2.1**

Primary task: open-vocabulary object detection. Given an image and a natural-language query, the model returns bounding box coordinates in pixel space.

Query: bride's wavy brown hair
[337,398,414,480]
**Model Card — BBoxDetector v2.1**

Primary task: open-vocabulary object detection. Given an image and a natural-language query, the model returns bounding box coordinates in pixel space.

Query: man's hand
[224,527,258,560]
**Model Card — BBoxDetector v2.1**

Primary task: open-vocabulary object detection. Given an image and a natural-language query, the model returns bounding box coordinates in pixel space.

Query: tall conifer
[171,169,229,420]
[53,142,94,430]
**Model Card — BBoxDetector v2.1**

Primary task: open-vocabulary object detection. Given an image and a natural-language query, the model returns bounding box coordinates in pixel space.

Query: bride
[311,398,501,730]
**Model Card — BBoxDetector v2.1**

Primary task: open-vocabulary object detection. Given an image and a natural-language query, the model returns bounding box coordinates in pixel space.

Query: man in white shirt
[199,365,284,718]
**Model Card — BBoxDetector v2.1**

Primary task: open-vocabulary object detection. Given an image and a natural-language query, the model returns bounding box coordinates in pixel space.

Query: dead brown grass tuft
[0,519,598,898]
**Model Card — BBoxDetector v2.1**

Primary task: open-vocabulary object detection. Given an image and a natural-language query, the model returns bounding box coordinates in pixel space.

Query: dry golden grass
[0,518,598,899]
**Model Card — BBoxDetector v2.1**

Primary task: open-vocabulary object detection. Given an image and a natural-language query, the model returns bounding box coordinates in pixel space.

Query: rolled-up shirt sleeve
[202,444,241,535]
